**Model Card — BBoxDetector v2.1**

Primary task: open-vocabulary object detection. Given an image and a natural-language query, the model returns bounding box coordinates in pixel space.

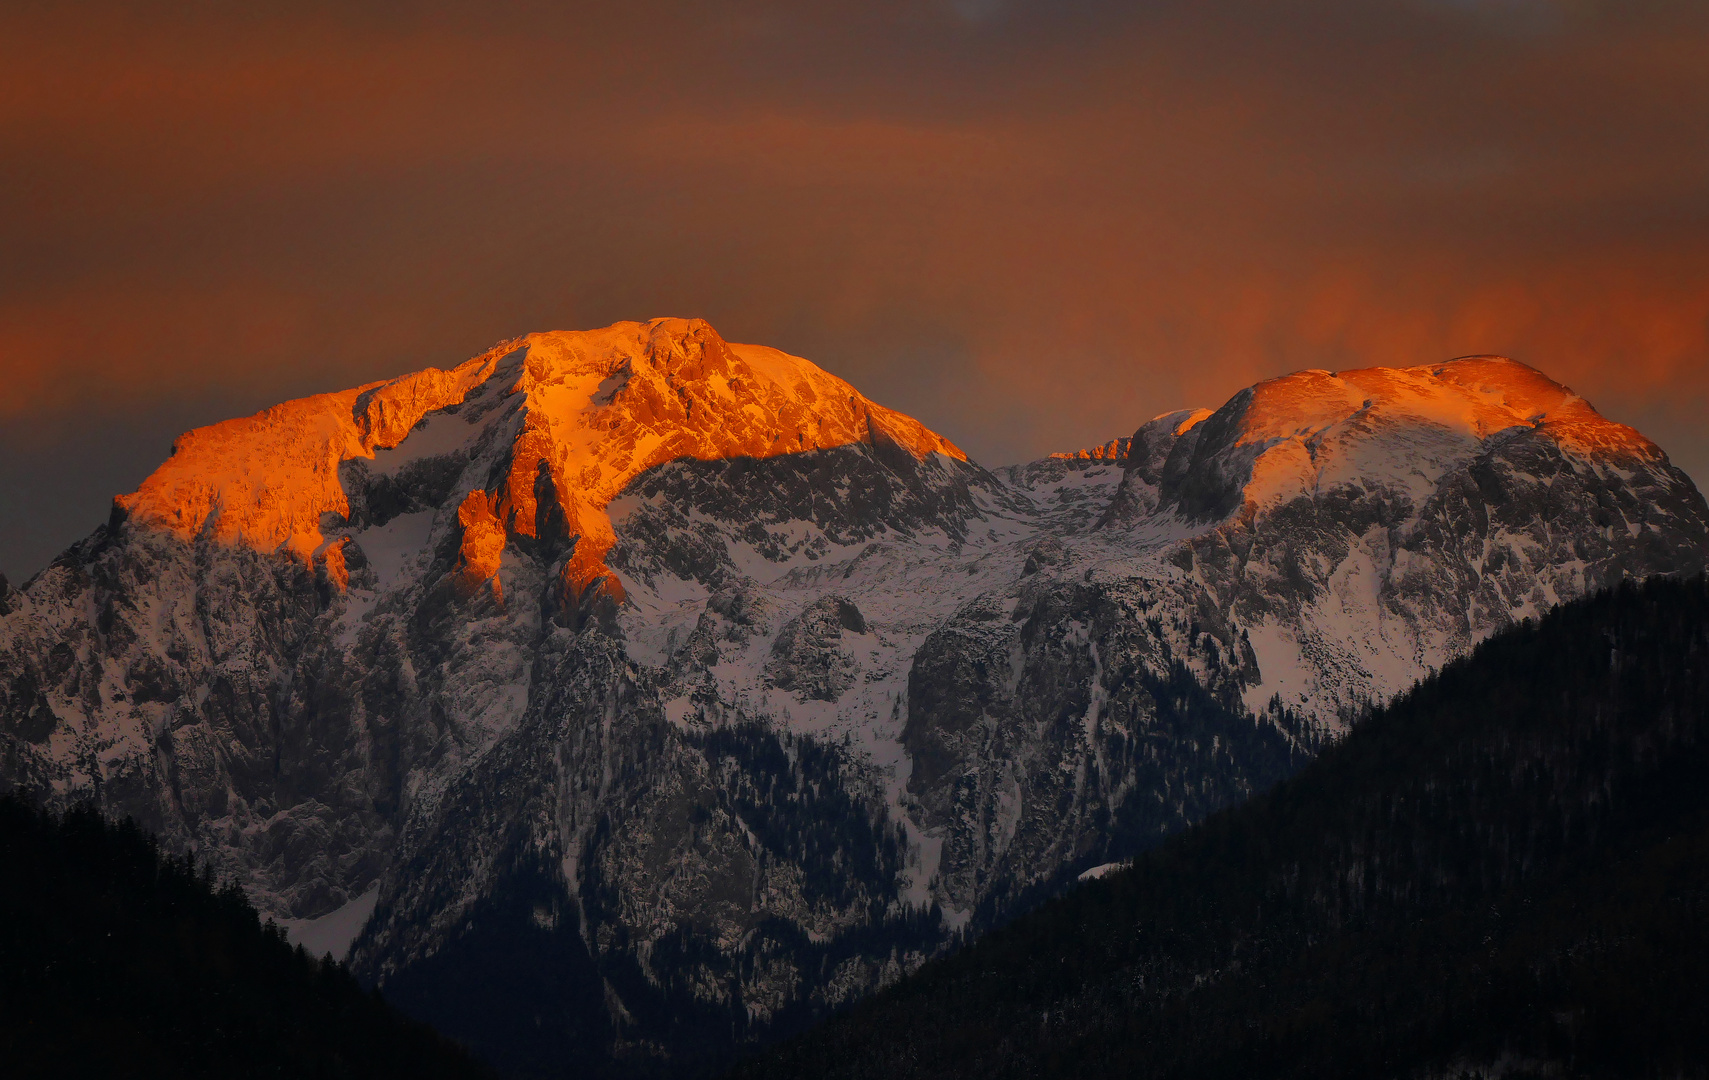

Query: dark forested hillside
[732,575,1709,1080]
[0,798,488,1079]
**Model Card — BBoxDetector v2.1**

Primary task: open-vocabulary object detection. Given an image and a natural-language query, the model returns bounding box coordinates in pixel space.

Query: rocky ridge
[2,322,1704,1076]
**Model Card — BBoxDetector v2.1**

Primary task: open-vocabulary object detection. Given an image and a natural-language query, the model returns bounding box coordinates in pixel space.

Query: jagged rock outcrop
[2,328,1704,1078]
[766,596,868,702]
[1099,357,1709,717]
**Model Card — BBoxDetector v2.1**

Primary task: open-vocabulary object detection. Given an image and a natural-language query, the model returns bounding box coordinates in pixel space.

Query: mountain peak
[1048,437,1132,463]
[6,333,1706,1077]
[1232,355,1652,458]
[114,318,966,604]
[1138,356,1664,526]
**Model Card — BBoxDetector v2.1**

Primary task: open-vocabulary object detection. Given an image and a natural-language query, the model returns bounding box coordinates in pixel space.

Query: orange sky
[3,0,1708,579]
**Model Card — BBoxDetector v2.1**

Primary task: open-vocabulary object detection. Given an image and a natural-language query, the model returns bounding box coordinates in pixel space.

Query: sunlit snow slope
[2,324,1703,1078]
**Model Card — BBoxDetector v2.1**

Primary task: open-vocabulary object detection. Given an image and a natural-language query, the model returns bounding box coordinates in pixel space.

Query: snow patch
[354,510,436,590]
[1077,860,1130,883]
[276,884,379,962]
[1241,620,1311,716]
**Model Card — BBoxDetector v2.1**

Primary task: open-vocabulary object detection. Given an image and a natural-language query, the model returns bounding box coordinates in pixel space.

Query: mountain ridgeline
[2,319,1706,1077]
[0,796,488,1078]
[734,574,1709,1080]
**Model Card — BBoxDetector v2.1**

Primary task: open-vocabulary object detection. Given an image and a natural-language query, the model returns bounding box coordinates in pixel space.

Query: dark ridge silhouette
[0,797,490,1079]
[731,574,1709,1080]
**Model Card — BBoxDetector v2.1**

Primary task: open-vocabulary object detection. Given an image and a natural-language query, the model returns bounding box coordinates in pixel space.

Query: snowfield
[3,322,1704,1073]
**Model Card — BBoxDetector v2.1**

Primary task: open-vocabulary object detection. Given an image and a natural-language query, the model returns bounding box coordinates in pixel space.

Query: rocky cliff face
[1105,358,1709,719]
[2,324,1704,1077]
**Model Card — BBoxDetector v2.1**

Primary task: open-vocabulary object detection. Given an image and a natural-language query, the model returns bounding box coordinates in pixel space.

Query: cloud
[2,0,1707,577]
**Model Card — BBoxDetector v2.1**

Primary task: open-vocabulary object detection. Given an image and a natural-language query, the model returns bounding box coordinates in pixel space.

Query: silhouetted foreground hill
[0,799,489,1079]
[732,575,1709,1080]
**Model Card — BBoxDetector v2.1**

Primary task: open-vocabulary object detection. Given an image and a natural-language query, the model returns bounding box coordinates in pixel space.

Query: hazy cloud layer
[3,0,1707,577]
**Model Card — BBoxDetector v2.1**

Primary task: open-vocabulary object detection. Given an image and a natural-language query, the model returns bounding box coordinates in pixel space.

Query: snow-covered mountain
[2,320,1704,1076]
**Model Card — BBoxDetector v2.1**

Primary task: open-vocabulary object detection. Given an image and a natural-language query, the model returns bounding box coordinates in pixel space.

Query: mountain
[0,795,489,1078]
[731,574,1709,1080]
[1,318,1704,1076]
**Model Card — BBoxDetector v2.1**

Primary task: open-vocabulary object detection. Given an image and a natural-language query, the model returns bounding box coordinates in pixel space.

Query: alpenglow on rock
[2,321,1704,1077]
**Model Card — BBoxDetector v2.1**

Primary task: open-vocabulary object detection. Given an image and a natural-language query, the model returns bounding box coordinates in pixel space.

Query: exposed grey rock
[767,596,867,702]
[3,344,1704,1078]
